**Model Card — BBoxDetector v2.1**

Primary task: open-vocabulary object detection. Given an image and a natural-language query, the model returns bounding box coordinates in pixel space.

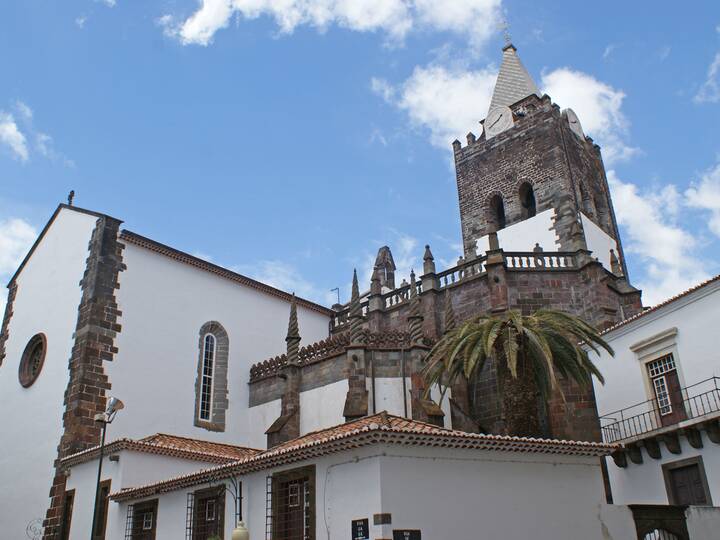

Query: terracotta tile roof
[110,412,617,502]
[61,433,262,468]
[120,230,333,316]
[601,273,720,336]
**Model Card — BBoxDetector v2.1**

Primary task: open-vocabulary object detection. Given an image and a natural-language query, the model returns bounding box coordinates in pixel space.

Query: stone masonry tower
[454,43,629,278]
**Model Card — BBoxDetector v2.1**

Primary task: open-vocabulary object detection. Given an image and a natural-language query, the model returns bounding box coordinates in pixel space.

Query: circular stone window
[18,333,47,388]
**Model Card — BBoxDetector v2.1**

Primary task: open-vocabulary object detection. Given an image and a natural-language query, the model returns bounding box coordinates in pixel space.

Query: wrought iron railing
[600,377,720,443]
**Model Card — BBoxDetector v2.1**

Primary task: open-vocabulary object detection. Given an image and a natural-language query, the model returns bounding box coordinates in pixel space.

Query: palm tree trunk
[498,354,543,438]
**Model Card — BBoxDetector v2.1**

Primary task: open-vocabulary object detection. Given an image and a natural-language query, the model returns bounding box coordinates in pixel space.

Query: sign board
[393,530,421,540]
[352,518,369,540]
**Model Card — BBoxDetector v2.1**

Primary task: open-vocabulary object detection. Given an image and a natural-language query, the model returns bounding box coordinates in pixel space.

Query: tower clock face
[565,108,585,140]
[485,106,514,138]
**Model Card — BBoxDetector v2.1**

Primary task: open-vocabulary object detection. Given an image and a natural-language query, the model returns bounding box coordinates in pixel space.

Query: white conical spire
[487,44,540,115]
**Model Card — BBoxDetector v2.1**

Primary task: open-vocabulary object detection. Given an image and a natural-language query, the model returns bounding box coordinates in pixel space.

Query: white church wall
[581,212,618,271]
[246,398,282,450]
[299,380,347,435]
[591,280,720,505]
[377,446,625,540]
[0,208,97,537]
[475,208,560,254]
[370,377,411,418]
[108,241,330,447]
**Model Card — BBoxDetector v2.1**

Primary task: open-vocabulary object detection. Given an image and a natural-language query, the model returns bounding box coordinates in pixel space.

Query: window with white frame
[198,334,216,421]
[194,322,230,431]
[646,354,678,416]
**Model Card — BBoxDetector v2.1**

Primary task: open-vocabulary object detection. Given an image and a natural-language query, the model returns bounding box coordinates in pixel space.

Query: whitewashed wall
[141,445,639,540]
[108,241,330,447]
[581,212,618,271]
[65,450,231,540]
[475,208,560,254]
[591,280,720,505]
[0,208,97,538]
[299,380,347,435]
[377,446,624,540]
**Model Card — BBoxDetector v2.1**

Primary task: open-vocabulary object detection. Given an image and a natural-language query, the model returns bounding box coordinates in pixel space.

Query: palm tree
[422,309,613,438]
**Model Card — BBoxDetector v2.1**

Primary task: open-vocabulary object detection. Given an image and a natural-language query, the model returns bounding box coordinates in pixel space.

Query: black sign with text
[352,518,369,540]
[393,530,421,540]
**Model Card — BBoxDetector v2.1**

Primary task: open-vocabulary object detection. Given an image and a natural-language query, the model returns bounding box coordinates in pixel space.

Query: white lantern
[232,521,249,540]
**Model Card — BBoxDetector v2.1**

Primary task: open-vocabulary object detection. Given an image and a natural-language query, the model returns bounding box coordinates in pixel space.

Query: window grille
[266,468,315,540]
[185,493,195,540]
[124,505,134,540]
[265,476,273,540]
[199,334,216,421]
[185,487,224,540]
[124,500,158,540]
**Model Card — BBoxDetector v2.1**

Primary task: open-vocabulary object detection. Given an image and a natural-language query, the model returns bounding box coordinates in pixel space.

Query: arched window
[195,322,229,431]
[198,333,216,422]
[489,195,506,230]
[519,183,536,219]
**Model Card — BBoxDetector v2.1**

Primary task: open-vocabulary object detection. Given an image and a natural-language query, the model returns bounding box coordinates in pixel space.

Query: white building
[0,204,331,538]
[592,275,720,507]
[70,413,641,540]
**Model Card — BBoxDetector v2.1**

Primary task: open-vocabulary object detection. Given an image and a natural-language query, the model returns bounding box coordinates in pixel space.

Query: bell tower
[454,43,628,278]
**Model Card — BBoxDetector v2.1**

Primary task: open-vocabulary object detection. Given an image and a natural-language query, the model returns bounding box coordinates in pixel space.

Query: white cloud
[76,15,88,29]
[685,161,720,237]
[15,101,33,120]
[372,65,496,148]
[161,0,501,48]
[0,101,74,166]
[694,52,720,104]
[0,112,29,161]
[608,170,709,305]
[36,133,75,168]
[97,0,116,6]
[0,217,37,315]
[602,44,616,60]
[234,260,336,306]
[541,68,638,164]
[371,61,638,160]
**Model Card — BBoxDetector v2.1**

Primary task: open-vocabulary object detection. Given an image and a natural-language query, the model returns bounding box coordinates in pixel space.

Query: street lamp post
[89,397,124,540]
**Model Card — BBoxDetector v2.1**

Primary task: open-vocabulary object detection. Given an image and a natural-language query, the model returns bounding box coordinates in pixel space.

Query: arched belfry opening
[519,183,536,219]
[489,195,506,231]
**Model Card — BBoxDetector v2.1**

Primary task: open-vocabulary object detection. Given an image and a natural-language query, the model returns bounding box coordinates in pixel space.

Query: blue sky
[1,0,720,311]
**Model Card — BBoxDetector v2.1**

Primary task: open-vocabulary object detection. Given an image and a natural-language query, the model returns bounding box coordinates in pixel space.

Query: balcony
[600,377,720,444]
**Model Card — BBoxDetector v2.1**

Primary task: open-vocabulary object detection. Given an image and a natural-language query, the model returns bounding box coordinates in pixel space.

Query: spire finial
[286,294,301,364]
[349,269,365,345]
[499,18,512,47]
[67,190,75,206]
[423,245,436,275]
[351,268,359,302]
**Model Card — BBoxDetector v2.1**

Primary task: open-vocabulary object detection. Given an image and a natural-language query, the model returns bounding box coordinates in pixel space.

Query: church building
[5,43,714,540]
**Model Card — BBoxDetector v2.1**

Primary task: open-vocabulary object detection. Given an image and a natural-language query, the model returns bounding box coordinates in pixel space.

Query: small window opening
[489,195,506,230]
[519,183,536,219]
